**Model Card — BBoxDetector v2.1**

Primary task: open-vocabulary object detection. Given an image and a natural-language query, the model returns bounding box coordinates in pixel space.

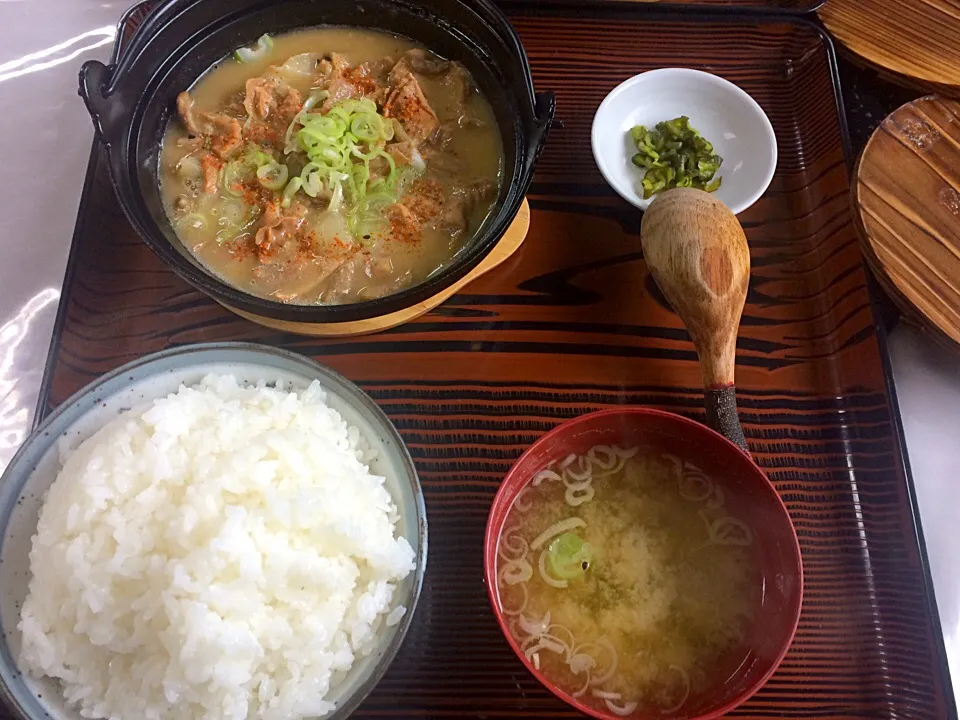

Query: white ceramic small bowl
[591,68,777,215]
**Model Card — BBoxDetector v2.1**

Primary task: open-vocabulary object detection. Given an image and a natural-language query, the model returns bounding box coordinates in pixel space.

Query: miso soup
[495,445,760,717]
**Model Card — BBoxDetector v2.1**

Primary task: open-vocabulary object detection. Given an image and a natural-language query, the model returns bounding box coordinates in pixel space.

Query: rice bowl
[0,344,426,720]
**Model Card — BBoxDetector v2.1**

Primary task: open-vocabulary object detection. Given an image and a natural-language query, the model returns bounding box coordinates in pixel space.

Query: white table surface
[0,0,957,711]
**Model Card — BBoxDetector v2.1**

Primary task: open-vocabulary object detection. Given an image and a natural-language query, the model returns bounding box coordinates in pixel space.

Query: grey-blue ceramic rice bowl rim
[0,342,427,720]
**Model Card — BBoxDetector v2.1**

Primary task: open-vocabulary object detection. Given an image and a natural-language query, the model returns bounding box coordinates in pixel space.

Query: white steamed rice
[18,374,416,720]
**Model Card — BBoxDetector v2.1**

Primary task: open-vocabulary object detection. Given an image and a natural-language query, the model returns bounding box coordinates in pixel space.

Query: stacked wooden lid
[853,96,960,346]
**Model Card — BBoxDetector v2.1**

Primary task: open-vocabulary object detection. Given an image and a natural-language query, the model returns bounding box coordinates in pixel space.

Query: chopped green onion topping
[281,97,419,236]
[256,160,289,191]
[221,161,249,197]
[281,177,303,208]
[300,162,324,198]
[629,116,723,199]
[547,532,592,580]
[220,144,278,196]
[283,91,329,154]
[234,34,273,63]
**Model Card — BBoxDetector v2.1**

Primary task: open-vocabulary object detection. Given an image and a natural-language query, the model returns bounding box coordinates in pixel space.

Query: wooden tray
[26,4,954,720]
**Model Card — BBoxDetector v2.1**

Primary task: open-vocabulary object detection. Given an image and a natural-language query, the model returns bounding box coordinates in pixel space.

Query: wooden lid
[853,96,960,346]
[819,0,960,93]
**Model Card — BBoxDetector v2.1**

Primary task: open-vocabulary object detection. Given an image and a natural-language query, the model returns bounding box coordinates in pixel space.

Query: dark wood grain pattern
[854,96,960,347]
[819,0,960,97]
[27,9,954,720]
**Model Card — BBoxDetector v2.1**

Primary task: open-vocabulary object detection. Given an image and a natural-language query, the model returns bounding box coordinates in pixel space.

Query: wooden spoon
[640,188,751,452]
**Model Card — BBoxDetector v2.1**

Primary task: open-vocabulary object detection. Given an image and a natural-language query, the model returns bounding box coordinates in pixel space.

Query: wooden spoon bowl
[641,188,751,450]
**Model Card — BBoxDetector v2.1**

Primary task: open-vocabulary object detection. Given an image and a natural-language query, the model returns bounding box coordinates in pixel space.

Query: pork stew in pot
[160,28,504,305]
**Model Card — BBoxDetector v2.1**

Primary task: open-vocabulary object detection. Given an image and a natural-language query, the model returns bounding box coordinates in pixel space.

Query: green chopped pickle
[547,532,592,580]
[629,116,723,199]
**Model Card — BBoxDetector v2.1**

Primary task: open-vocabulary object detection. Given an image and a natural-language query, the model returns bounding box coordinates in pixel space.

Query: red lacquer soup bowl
[483,407,803,720]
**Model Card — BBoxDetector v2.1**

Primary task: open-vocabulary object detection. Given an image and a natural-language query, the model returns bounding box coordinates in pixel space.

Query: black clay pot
[79,0,554,323]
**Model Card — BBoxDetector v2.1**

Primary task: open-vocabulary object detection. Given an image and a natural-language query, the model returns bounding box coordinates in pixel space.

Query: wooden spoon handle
[696,329,746,451]
[695,332,737,390]
[704,387,747,452]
